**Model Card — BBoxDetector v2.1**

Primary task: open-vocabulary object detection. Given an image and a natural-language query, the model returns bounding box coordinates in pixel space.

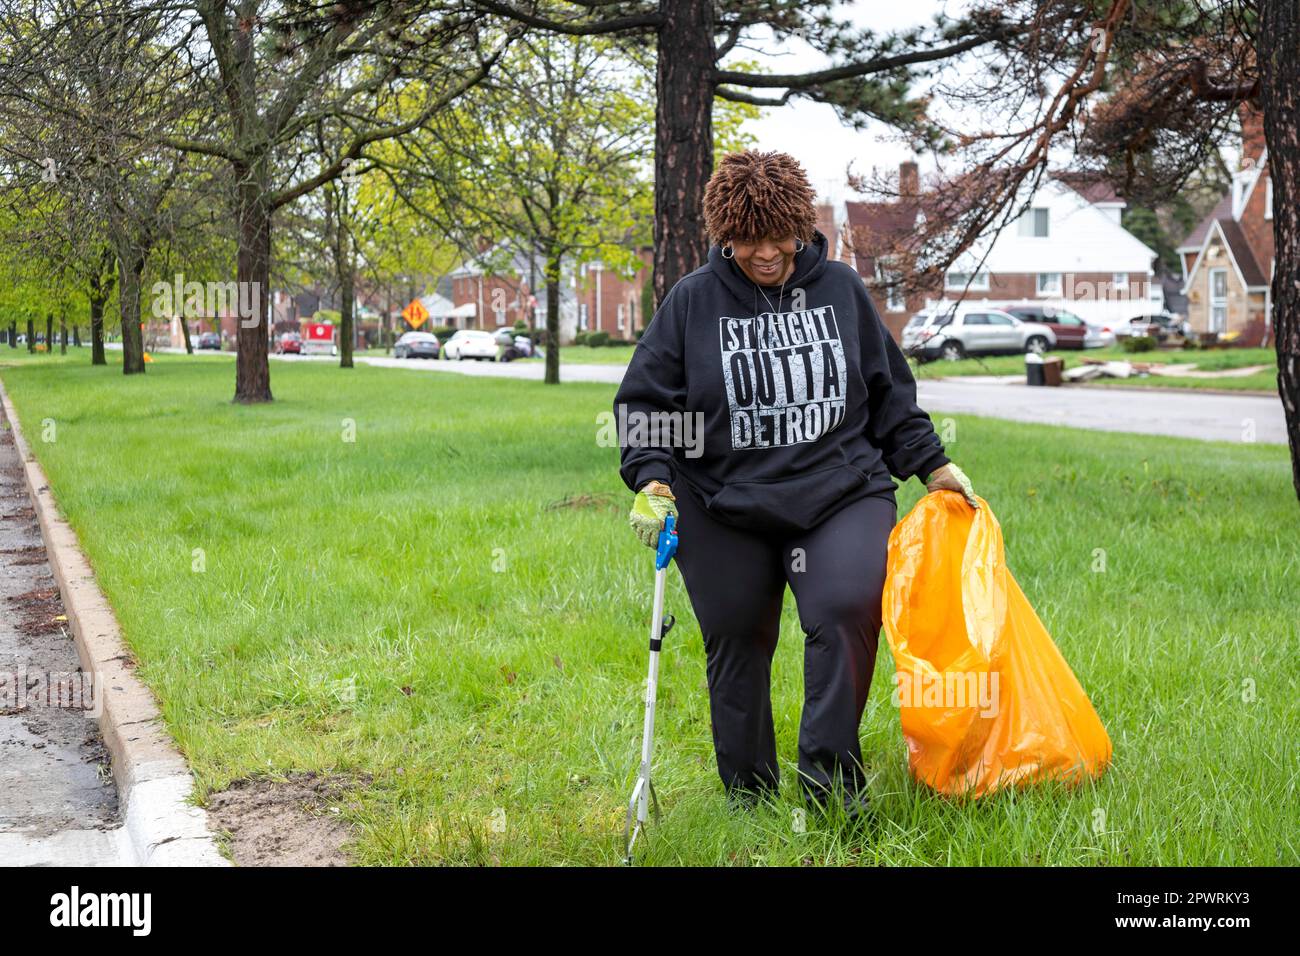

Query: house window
[1112,273,1128,296]
[1209,268,1228,333]
[886,283,905,313]
[1037,272,1062,295]
[875,261,906,311]
[945,271,990,291]
[1265,177,1273,221]
[495,309,506,326]
[617,303,625,330]
[579,303,589,331]
[1018,207,1050,237]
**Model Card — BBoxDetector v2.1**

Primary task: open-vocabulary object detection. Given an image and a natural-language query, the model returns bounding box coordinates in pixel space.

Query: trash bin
[1043,355,1063,387]
[1025,352,1045,386]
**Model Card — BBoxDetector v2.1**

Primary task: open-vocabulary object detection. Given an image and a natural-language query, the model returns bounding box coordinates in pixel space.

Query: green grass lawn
[1,351,1295,865]
[910,345,1277,382]
[533,344,637,365]
[1089,371,1279,392]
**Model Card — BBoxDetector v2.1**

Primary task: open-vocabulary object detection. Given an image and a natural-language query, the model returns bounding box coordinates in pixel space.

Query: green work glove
[629,480,678,548]
[925,462,979,509]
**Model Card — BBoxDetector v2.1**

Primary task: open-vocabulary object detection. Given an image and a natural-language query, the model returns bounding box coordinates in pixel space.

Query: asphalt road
[347,354,1287,446]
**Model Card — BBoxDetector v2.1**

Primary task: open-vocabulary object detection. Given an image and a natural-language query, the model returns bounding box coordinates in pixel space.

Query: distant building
[840,161,1162,341]
[449,240,652,344]
[1176,104,1274,346]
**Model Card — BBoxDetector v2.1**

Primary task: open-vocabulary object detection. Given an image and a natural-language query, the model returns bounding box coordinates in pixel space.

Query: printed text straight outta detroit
[719,303,848,450]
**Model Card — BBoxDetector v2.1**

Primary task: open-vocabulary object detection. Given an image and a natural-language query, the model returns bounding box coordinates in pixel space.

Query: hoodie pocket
[705,462,868,534]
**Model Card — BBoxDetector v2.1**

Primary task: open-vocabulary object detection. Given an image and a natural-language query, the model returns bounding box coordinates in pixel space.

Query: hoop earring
[794,239,805,253]
[721,243,735,259]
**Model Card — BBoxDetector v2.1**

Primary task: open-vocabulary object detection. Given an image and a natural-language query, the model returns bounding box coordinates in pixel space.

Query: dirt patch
[545,491,621,512]
[205,771,371,867]
[5,587,65,636]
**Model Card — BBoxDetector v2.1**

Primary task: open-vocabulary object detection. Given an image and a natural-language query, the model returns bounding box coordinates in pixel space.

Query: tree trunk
[60,316,67,354]
[234,159,273,403]
[653,0,715,312]
[117,257,146,375]
[45,314,53,354]
[89,294,107,365]
[544,249,562,385]
[72,325,81,348]
[339,226,355,369]
[7,322,14,347]
[1259,0,1300,501]
[26,318,34,352]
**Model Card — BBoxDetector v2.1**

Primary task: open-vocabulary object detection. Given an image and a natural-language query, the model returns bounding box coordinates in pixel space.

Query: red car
[1004,304,1093,349]
[275,333,302,355]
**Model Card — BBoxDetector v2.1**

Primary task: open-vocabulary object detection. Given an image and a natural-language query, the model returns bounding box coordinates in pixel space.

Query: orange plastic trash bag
[882,492,1111,797]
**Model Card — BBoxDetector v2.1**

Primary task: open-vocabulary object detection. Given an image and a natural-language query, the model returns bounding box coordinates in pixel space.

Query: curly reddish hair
[702,149,818,247]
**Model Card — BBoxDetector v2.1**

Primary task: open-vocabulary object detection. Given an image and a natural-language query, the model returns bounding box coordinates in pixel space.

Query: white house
[932,175,1163,327]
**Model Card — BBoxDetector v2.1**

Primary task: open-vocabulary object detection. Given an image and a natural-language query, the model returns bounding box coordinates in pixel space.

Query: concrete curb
[0,379,228,867]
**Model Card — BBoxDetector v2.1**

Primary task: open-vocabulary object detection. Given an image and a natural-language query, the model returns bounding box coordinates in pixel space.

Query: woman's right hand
[629,480,678,548]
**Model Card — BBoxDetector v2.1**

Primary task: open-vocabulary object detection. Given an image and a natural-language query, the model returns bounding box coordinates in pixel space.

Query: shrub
[573,331,590,346]
[635,327,646,340]
[585,331,610,347]
[1121,335,1156,353]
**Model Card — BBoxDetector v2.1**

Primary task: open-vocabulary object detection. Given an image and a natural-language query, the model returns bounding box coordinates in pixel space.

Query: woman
[613,149,976,819]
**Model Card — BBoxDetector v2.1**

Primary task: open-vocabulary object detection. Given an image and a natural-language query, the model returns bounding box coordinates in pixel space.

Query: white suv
[902,305,1057,361]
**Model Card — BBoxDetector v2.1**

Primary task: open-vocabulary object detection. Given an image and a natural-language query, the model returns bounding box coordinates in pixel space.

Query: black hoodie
[613,228,949,534]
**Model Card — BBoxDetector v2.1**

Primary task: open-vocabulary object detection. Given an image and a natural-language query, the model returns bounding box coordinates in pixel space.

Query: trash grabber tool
[623,511,678,865]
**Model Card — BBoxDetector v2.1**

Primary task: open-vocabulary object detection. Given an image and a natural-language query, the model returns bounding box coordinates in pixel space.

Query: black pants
[672,480,896,806]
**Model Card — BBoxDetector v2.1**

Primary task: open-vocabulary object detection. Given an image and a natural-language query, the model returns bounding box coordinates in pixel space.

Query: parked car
[902,305,1057,361]
[443,329,498,361]
[275,332,302,355]
[1125,312,1187,342]
[394,331,441,359]
[1003,304,1100,349]
[196,332,222,350]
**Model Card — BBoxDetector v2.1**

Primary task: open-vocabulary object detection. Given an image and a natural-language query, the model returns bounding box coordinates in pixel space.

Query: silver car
[903,306,1057,361]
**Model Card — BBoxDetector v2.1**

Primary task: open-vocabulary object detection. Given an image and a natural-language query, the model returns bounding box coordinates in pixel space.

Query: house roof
[1053,171,1123,205]
[1177,191,1268,290]
[1215,219,1268,286]
[1176,194,1233,253]
[842,200,921,277]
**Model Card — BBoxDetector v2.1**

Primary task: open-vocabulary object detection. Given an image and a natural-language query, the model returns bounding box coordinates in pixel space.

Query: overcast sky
[733,0,964,207]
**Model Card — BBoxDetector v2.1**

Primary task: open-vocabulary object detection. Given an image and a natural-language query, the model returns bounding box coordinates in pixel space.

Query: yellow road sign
[402,299,429,328]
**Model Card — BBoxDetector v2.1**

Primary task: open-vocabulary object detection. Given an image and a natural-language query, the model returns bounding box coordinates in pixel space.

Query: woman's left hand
[925,463,979,509]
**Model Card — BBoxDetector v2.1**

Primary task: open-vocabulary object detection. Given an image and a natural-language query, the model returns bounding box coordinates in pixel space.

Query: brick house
[449,240,653,344]
[839,161,1162,341]
[1176,105,1274,346]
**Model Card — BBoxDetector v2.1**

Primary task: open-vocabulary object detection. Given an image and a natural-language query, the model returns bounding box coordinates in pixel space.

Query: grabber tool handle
[655,512,679,570]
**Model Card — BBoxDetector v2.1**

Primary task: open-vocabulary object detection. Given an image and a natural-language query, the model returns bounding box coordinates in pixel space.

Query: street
[271,351,1289,446]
